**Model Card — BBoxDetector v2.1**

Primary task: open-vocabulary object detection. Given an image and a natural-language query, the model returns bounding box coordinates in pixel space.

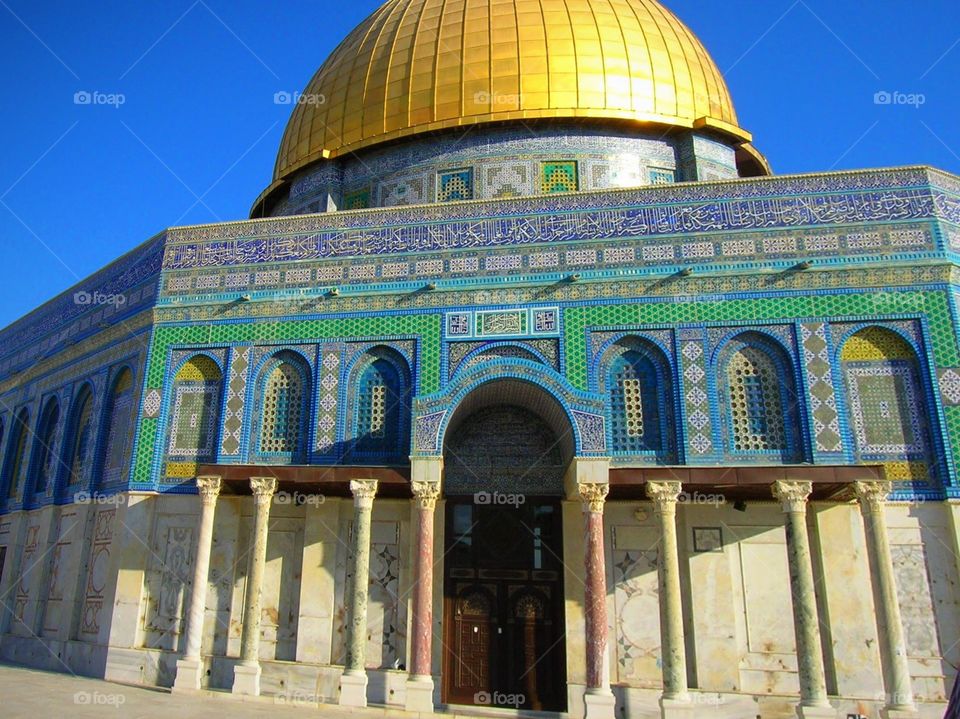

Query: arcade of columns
[170,458,918,719]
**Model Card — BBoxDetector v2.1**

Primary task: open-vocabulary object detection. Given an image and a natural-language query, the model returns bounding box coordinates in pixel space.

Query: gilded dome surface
[273,0,750,181]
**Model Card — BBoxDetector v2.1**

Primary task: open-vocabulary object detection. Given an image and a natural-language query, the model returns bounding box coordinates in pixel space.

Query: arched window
[350,350,410,459]
[840,327,931,482]
[64,385,94,490]
[31,398,60,495]
[604,340,675,461]
[4,409,30,500]
[255,353,309,462]
[167,356,222,463]
[98,368,135,487]
[721,335,801,461]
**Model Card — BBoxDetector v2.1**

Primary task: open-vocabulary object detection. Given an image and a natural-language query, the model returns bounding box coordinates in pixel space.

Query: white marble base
[881,709,920,719]
[660,697,698,719]
[339,671,369,707]
[584,689,616,719]
[172,657,203,692]
[404,675,434,712]
[232,663,261,696]
[796,704,837,719]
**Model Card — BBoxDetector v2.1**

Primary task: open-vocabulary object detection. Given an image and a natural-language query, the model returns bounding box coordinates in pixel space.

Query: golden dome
[273,0,751,182]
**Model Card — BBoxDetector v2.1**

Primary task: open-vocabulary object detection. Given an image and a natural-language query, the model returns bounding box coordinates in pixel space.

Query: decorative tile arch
[714,332,804,462]
[29,396,61,499]
[414,357,605,456]
[837,325,935,485]
[96,366,137,489]
[60,382,95,498]
[345,345,412,462]
[165,354,224,474]
[251,350,311,463]
[598,336,678,463]
[3,408,31,503]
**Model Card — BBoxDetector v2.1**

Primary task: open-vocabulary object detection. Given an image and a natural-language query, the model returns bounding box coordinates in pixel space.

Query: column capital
[645,480,683,510]
[249,476,278,506]
[771,480,812,513]
[411,480,441,510]
[196,475,222,504]
[350,479,379,509]
[853,480,892,511]
[578,481,609,513]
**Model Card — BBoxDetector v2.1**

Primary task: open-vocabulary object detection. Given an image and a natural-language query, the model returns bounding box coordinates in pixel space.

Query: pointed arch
[166,355,224,464]
[253,350,311,463]
[62,383,95,495]
[718,332,803,462]
[839,326,932,482]
[96,367,136,488]
[3,409,31,501]
[30,397,61,496]
[599,336,676,462]
[347,346,411,461]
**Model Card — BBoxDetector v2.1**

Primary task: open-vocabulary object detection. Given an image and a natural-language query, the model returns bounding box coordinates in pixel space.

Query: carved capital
[578,481,609,513]
[771,480,812,513]
[350,479,379,510]
[853,480,892,512]
[196,475,221,505]
[249,476,278,505]
[411,480,441,511]
[645,480,683,514]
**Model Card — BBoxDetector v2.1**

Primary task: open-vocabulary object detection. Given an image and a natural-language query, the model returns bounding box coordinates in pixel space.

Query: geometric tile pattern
[939,369,960,405]
[315,345,340,454]
[678,333,713,457]
[541,161,578,193]
[437,168,473,202]
[220,347,250,456]
[800,322,842,453]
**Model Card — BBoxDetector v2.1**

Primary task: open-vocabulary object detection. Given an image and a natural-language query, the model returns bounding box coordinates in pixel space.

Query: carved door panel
[449,585,494,704]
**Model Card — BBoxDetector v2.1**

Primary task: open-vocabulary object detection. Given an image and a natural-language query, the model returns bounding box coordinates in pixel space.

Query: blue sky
[0,0,957,327]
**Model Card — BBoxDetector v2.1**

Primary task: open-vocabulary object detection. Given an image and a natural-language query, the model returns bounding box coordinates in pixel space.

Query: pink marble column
[405,475,442,713]
[578,479,616,719]
[410,480,440,677]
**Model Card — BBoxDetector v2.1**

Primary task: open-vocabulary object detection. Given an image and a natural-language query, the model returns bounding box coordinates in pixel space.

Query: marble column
[771,480,834,718]
[578,480,616,719]
[406,477,441,712]
[339,479,379,707]
[173,475,221,692]
[232,476,277,697]
[646,481,692,718]
[854,481,917,717]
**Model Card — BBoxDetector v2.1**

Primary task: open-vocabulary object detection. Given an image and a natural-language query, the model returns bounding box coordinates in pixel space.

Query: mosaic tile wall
[272,124,701,215]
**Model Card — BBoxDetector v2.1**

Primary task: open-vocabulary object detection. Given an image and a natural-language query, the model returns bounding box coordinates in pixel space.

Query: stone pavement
[0,662,434,719]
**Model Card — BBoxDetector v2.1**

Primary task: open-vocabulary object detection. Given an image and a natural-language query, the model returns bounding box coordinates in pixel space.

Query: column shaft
[772,480,829,709]
[646,481,689,702]
[240,477,277,663]
[173,476,221,692]
[345,479,378,673]
[580,484,609,690]
[184,476,221,659]
[855,481,915,712]
[409,480,439,678]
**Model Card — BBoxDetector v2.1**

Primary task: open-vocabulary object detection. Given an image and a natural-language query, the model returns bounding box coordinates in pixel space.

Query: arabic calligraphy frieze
[163,187,957,271]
